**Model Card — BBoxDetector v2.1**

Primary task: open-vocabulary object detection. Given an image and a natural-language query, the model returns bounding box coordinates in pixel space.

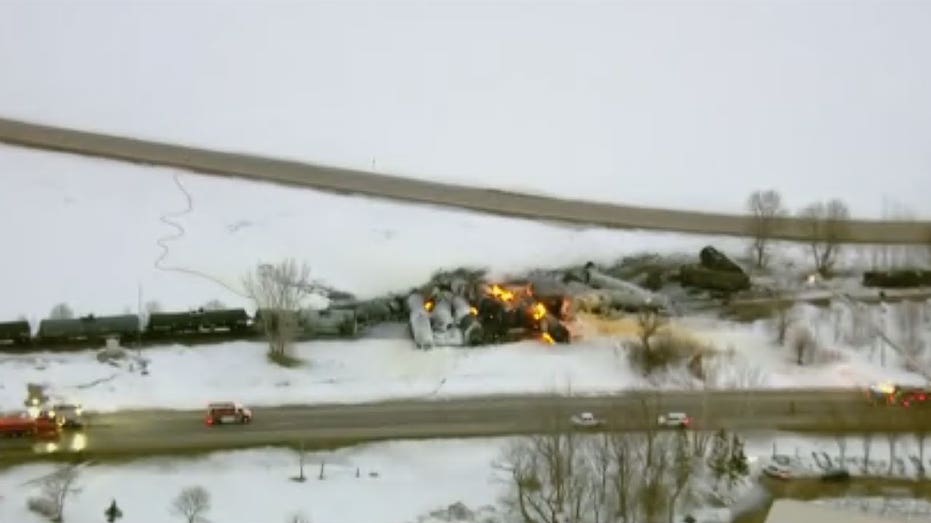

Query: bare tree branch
[244,259,322,362]
[49,303,74,320]
[171,486,211,523]
[27,464,80,522]
[746,190,786,269]
[798,199,850,277]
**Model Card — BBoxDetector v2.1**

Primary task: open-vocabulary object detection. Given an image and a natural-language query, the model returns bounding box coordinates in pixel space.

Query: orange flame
[541,332,556,345]
[424,300,435,312]
[469,306,478,316]
[490,284,515,302]
[531,302,547,321]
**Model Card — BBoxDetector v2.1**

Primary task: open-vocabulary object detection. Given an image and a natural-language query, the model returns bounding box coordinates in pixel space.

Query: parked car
[657,412,691,428]
[205,402,253,426]
[570,412,605,428]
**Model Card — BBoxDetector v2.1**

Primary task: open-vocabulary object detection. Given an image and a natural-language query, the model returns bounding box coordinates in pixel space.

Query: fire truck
[868,383,931,407]
[205,402,253,426]
[0,411,60,438]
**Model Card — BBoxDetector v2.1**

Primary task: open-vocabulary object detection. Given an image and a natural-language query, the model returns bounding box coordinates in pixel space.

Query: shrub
[627,333,707,375]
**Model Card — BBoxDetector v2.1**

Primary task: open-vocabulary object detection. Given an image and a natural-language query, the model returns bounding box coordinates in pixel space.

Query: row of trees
[495,406,750,523]
[746,189,851,275]
[747,190,931,276]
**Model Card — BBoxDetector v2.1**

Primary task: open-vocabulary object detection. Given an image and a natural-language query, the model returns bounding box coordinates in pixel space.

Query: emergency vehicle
[205,402,253,425]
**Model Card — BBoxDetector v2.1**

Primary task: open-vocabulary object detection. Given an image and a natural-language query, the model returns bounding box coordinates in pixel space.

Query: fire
[490,284,515,302]
[531,302,547,321]
[469,306,478,316]
[423,300,435,312]
[541,332,556,345]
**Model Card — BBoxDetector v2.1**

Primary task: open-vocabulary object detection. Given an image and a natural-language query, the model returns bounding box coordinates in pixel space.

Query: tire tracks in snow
[154,173,249,299]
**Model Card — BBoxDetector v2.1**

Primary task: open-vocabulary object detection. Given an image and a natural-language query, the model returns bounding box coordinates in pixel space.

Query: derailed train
[0,263,666,351]
[406,280,574,350]
[0,306,359,350]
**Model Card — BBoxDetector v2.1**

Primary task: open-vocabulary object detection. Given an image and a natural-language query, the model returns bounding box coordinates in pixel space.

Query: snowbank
[0,439,503,523]
[0,338,644,412]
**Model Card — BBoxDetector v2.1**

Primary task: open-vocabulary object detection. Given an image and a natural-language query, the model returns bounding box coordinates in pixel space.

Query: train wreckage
[1,245,764,352]
[397,262,671,350]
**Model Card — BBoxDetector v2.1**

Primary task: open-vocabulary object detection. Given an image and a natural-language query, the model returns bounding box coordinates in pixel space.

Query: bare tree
[871,200,925,269]
[202,299,226,311]
[788,325,817,365]
[894,301,926,365]
[26,464,80,522]
[915,425,928,478]
[926,226,931,266]
[746,190,787,269]
[887,433,901,475]
[835,434,847,465]
[171,486,211,523]
[145,301,162,314]
[690,429,712,461]
[861,433,874,474]
[49,303,74,320]
[668,431,692,523]
[495,430,586,523]
[798,199,850,276]
[292,440,307,482]
[636,308,667,353]
[772,302,794,346]
[243,259,321,361]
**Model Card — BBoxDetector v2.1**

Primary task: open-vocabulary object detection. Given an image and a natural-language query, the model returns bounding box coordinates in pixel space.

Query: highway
[4,389,930,465]
[1,116,929,244]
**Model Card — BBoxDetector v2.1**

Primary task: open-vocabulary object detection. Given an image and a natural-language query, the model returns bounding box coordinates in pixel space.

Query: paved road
[3,389,929,465]
[1,117,929,244]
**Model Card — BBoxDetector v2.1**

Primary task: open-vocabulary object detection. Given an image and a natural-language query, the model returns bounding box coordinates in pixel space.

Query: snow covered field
[0,439,503,523]
[2,432,928,523]
[2,300,927,412]
[2,2,930,217]
[0,143,757,323]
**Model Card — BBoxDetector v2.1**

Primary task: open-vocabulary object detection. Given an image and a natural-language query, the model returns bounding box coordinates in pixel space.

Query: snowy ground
[2,2,930,217]
[0,439,504,523]
[2,141,921,324]
[816,497,931,522]
[2,299,928,412]
[1,143,757,323]
[2,432,927,523]
[752,432,931,480]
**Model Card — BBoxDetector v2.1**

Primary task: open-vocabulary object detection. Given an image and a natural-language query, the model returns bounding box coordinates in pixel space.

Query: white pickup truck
[570,412,605,429]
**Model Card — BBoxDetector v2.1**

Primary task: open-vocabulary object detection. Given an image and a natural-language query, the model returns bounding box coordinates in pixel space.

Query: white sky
[1,0,930,218]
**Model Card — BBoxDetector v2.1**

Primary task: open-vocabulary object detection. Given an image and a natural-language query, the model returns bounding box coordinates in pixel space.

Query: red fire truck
[0,411,60,438]
[868,383,931,407]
